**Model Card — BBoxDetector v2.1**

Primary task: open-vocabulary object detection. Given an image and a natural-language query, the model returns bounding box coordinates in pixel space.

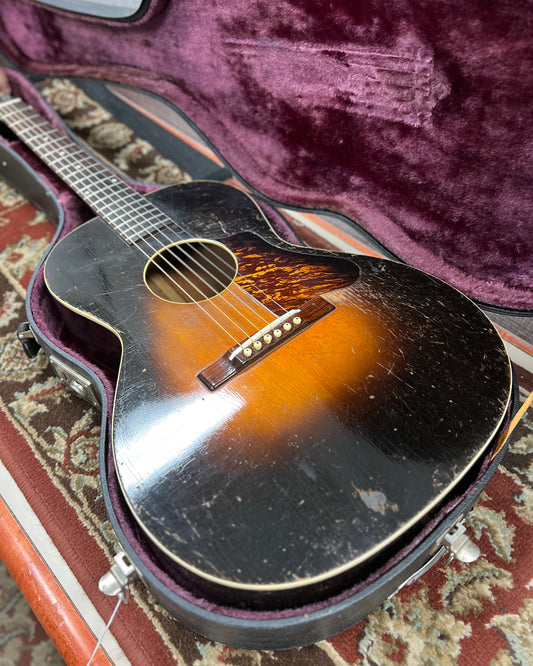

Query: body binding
[44,181,512,605]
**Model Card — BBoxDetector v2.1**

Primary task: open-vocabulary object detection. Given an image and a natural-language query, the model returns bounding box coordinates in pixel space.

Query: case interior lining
[0,0,531,309]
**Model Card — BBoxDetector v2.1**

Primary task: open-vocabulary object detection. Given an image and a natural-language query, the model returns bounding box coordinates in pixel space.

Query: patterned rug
[0,79,532,665]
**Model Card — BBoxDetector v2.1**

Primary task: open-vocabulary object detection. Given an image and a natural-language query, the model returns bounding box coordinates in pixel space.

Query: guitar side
[44,182,512,602]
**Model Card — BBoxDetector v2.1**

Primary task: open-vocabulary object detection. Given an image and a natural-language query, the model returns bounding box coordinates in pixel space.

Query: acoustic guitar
[0,92,512,607]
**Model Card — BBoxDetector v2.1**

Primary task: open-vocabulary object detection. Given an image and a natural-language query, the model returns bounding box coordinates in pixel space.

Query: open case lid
[0,5,524,652]
[0,0,531,311]
[0,65,514,647]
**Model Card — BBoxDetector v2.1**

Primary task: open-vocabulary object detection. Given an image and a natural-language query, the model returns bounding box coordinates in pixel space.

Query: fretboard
[0,93,173,244]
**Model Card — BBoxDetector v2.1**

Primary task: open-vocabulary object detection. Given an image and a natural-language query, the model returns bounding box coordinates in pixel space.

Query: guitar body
[44,181,511,606]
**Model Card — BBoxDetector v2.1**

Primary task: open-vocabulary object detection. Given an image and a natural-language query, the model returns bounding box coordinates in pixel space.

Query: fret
[0,95,175,244]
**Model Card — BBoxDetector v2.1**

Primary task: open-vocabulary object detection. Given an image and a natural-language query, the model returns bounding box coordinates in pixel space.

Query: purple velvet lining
[1,0,532,309]
[4,69,513,624]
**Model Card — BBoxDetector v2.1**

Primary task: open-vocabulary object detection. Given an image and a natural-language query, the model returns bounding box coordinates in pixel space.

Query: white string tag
[85,593,124,666]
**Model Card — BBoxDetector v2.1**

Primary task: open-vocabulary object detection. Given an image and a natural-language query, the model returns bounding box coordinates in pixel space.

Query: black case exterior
[100,432,511,650]
[1,115,515,647]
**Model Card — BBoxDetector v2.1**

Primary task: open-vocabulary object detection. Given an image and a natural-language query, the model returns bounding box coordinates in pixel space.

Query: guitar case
[0,0,529,650]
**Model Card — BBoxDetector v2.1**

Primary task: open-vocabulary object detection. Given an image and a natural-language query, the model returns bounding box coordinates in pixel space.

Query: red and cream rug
[0,80,532,665]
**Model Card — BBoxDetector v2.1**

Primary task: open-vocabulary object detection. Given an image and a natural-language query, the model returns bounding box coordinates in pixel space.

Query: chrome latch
[387,545,446,599]
[48,354,101,409]
[387,518,480,601]
[17,322,41,359]
[442,521,481,564]
[99,552,137,603]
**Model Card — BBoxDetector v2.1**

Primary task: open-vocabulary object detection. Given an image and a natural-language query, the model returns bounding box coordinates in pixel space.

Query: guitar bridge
[198,297,335,390]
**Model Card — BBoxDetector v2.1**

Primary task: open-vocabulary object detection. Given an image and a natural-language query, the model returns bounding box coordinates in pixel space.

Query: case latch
[17,322,41,359]
[48,354,101,409]
[388,517,480,600]
[441,521,481,564]
[99,552,137,603]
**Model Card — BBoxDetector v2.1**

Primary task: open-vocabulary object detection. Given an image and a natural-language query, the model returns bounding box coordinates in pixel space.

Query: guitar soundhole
[144,239,238,303]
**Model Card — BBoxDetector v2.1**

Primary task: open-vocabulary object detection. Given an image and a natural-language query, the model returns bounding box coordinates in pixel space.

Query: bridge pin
[264,334,272,343]
[293,316,302,325]
[253,340,263,351]
[283,322,292,331]
[243,347,253,357]
[273,329,282,338]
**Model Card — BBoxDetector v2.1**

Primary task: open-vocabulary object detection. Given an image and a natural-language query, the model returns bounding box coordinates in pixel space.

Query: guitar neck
[0,93,172,244]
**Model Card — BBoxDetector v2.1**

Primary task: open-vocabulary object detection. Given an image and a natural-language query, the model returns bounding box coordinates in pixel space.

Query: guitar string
[96,179,289,315]
[5,100,293,338]
[4,103,251,345]
[55,158,243,307]
[74,162,285,319]
[74,158,287,333]
[27,105,284,319]
[76,156,292,322]
[69,148,291,327]
[0,99,280,336]
[2,99,292,347]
